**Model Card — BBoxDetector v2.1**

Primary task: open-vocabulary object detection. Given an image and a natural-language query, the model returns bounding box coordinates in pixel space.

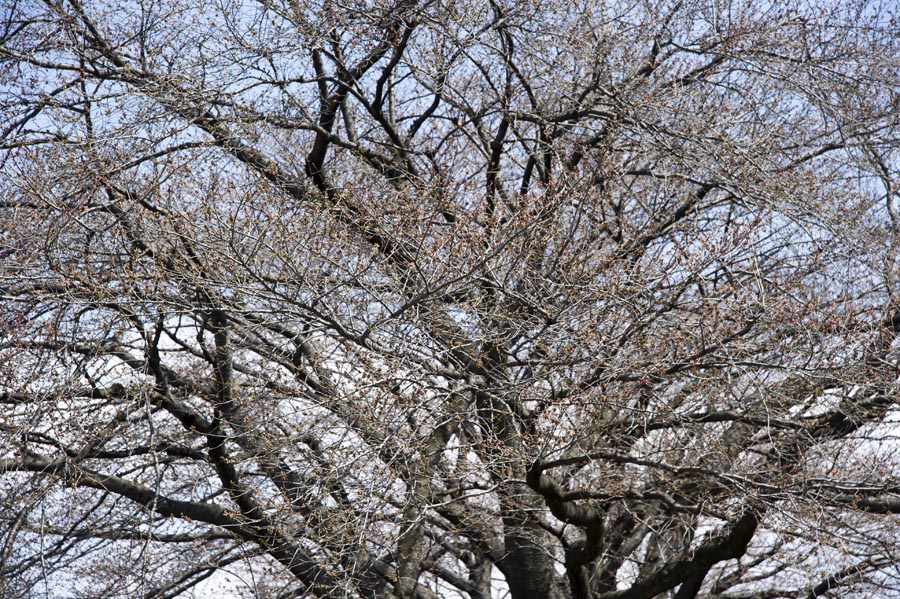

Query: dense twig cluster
[2,1,900,598]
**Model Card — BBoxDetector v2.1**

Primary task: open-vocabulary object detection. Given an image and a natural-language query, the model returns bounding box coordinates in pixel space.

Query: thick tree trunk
[498,508,567,599]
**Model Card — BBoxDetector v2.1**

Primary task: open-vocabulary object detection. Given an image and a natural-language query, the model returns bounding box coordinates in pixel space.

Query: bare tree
[2,0,900,598]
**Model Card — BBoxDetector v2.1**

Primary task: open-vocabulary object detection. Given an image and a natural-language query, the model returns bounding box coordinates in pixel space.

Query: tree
[1,0,900,597]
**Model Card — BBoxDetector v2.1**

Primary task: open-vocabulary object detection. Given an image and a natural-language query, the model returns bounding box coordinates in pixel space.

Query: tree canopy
[2,1,900,598]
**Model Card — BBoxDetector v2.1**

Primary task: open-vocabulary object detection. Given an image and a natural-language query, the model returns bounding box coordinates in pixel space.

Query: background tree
[2,0,900,598]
